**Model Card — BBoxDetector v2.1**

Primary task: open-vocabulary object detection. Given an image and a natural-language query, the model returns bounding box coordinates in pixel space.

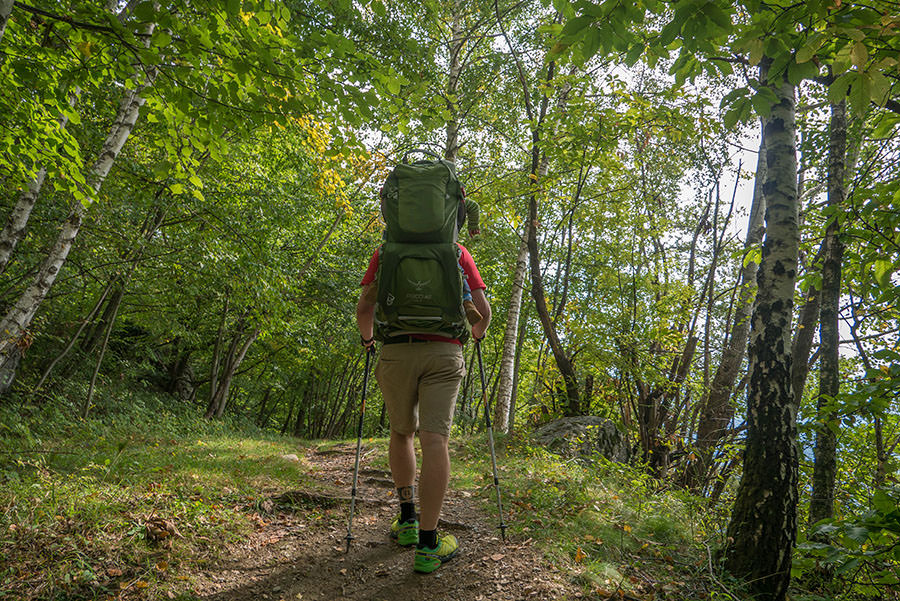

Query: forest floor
[186,442,579,601]
[3,398,724,601]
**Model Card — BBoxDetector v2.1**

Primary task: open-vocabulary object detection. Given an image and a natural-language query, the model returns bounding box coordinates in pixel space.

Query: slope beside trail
[187,443,580,601]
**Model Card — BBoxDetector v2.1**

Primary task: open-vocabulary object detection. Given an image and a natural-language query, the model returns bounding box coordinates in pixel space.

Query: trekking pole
[475,339,508,541]
[345,346,374,553]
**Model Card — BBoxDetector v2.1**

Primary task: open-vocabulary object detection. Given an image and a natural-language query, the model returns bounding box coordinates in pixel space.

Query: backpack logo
[386,293,395,306]
[408,278,431,291]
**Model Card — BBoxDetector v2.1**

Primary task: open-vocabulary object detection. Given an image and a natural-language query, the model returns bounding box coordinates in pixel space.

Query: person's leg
[417,430,449,531]
[413,344,465,572]
[390,429,418,525]
[377,344,422,544]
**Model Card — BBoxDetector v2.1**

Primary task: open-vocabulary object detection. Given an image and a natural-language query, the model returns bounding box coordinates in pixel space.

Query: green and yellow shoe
[390,517,419,546]
[413,534,459,573]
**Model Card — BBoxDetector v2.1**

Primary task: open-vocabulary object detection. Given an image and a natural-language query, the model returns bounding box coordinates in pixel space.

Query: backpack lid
[381,153,461,244]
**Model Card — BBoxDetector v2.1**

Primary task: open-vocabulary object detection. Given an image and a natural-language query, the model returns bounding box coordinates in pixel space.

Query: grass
[448,432,733,599]
[0,393,315,600]
[2,391,735,600]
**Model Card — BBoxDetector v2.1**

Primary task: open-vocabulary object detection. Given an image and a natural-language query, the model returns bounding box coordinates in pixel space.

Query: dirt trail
[187,444,579,601]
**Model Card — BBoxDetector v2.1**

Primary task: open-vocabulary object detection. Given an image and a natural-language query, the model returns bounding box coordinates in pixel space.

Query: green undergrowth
[0,393,316,601]
[447,433,734,600]
[2,392,736,600]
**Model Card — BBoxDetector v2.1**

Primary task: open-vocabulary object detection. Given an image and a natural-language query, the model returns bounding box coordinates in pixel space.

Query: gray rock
[533,416,629,462]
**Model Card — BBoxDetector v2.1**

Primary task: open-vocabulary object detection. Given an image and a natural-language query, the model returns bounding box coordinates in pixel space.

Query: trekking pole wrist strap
[360,335,374,346]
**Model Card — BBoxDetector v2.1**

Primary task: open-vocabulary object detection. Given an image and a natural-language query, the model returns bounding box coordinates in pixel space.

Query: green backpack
[374,150,469,342]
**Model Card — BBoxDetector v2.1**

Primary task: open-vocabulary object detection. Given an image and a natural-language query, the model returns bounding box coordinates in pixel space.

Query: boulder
[533,416,629,462]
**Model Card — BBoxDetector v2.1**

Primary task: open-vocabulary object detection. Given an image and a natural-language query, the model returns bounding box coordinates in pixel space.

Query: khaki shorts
[375,342,466,436]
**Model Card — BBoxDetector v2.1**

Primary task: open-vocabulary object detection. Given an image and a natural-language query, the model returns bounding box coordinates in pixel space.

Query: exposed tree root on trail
[186,445,578,600]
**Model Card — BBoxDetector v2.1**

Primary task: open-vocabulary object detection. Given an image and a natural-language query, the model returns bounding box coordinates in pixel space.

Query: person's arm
[465,199,480,236]
[357,283,376,349]
[470,287,491,341]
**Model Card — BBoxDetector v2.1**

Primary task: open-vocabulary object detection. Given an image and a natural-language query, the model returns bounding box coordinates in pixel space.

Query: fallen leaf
[339,568,348,575]
[491,553,505,561]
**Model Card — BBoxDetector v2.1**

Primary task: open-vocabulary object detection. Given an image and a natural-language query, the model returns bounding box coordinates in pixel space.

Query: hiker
[356,243,491,573]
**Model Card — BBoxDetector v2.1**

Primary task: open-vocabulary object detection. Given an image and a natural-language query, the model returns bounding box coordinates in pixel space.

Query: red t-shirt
[361,244,485,345]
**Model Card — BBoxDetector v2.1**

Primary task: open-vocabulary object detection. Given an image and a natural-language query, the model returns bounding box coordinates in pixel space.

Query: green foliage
[795,488,900,598]
[0,392,315,600]
[451,434,731,598]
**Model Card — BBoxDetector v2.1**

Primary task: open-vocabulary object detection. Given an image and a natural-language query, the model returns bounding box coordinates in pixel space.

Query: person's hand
[471,325,486,342]
[360,335,375,351]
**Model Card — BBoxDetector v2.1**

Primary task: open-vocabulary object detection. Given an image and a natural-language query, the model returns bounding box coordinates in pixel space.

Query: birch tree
[808,99,848,526]
[685,125,766,489]
[723,61,800,601]
[0,16,157,394]
[0,0,12,48]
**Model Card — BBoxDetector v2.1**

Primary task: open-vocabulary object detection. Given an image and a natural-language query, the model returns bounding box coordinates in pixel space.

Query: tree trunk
[0,21,155,393]
[444,0,463,163]
[686,124,766,489]
[507,297,529,434]
[210,326,259,419]
[206,295,230,416]
[790,266,822,407]
[0,0,13,48]
[494,235,529,432]
[809,100,846,526]
[723,64,800,601]
[82,287,126,418]
[0,168,48,275]
[32,282,114,393]
[0,89,83,275]
[495,8,579,413]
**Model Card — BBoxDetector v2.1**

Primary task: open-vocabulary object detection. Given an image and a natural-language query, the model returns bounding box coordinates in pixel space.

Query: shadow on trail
[190,446,575,601]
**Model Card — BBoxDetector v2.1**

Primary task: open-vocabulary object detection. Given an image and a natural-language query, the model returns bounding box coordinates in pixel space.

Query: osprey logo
[407,278,431,292]
[386,293,395,306]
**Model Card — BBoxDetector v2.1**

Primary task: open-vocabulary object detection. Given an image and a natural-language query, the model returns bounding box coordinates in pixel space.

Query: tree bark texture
[723,66,800,601]
[0,20,155,393]
[790,264,822,407]
[809,100,846,526]
[444,0,463,163]
[496,4,580,414]
[494,235,529,432]
[0,0,13,48]
[206,325,260,419]
[0,89,81,275]
[687,124,766,489]
[0,167,48,275]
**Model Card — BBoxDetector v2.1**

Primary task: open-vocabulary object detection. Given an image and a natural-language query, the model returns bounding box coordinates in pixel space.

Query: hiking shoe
[414,534,459,573]
[390,517,419,546]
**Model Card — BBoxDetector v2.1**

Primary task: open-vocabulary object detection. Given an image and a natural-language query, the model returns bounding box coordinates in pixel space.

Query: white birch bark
[0,22,156,389]
[0,106,76,274]
[0,168,49,274]
[724,63,800,601]
[0,0,13,49]
[494,234,529,432]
